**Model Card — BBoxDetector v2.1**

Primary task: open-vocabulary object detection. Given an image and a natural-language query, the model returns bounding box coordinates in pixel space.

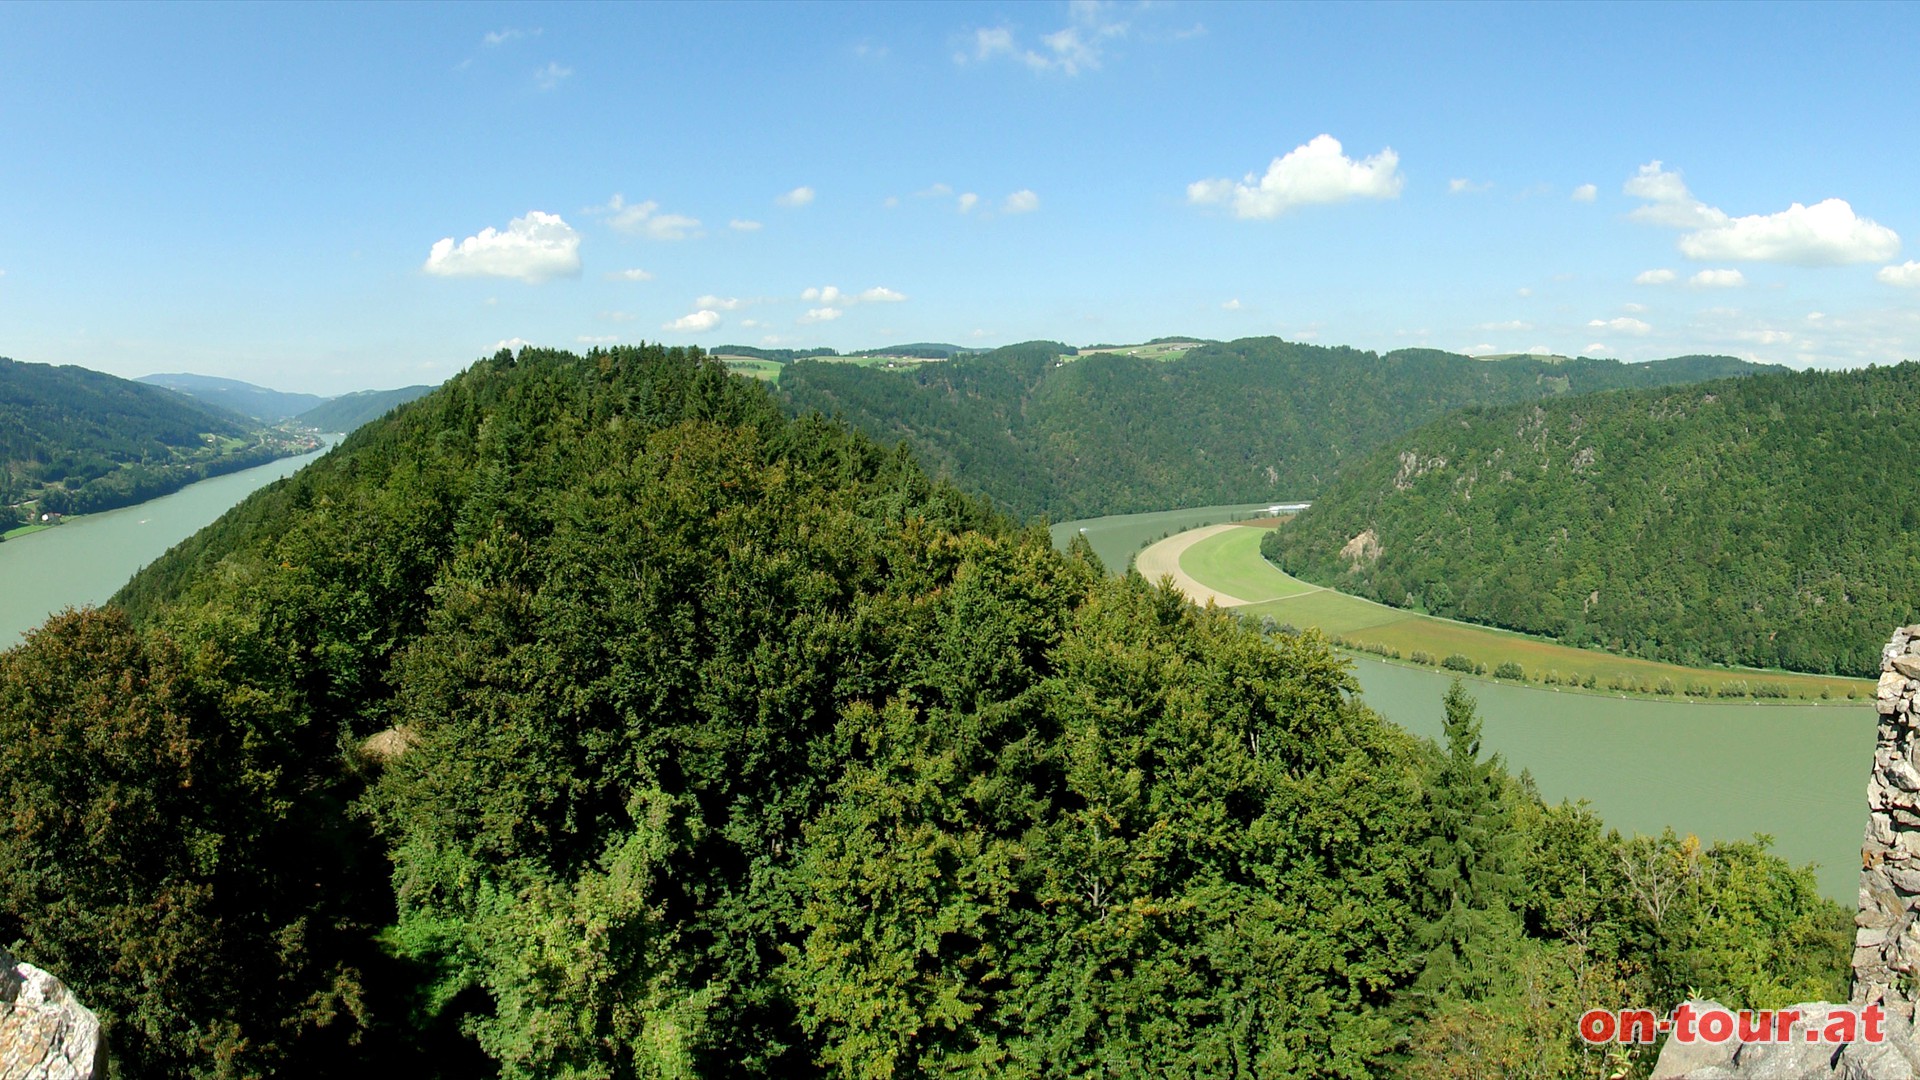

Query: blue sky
[1,1,1915,394]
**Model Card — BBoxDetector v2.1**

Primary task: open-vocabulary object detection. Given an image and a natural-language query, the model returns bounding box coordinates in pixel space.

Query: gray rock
[0,946,102,1080]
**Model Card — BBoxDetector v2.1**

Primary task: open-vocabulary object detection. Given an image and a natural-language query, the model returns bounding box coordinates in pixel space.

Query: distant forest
[1264,363,1920,676]
[0,345,1846,1078]
[778,337,1780,520]
[0,356,310,528]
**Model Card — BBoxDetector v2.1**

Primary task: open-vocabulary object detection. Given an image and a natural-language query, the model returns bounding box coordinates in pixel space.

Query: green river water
[1056,505,1876,902]
[0,438,337,644]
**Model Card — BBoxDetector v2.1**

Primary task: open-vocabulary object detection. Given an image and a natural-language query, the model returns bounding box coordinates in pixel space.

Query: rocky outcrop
[1651,1000,1920,1079]
[0,946,101,1080]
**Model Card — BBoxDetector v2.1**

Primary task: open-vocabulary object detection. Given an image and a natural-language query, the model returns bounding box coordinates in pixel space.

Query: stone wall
[0,945,101,1080]
[1855,623,1920,1016]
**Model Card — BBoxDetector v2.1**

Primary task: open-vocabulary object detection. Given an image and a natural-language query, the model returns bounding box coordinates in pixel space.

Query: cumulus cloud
[483,28,528,47]
[492,337,535,352]
[1221,298,1241,310]
[1626,161,1900,265]
[607,268,653,281]
[577,334,619,344]
[533,62,572,91]
[1880,261,1920,287]
[776,186,815,207]
[729,219,762,232]
[1448,178,1491,195]
[1585,342,1610,354]
[1187,134,1404,219]
[1003,189,1040,214]
[593,194,703,241]
[957,192,979,214]
[1588,317,1652,335]
[800,307,843,324]
[663,310,720,333]
[1572,183,1597,203]
[694,295,746,311]
[1478,320,1532,331]
[424,211,582,283]
[1689,268,1746,288]
[800,285,905,308]
[1635,268,1677,285]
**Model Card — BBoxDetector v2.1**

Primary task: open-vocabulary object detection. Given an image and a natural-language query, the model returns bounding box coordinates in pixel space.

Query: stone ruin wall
[1854,624,1920,1016]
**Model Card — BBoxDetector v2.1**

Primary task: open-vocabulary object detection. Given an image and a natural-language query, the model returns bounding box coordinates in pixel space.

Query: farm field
[718,357,783,381]
[1046,502,1282,572]
[1170,522,1872,703]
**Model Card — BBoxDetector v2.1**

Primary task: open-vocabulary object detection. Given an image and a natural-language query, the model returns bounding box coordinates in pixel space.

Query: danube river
[0,439,337,643]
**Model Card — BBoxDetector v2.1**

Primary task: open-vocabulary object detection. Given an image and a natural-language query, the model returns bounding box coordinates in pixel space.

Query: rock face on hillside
[0,946,102,1080]
[1652,625,1920,1078]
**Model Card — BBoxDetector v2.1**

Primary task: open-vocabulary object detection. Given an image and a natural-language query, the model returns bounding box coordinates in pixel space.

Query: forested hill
[1264,362,1920,676]
[777,337,1779,520]
[294,383,435,433]
[1,356,310,525]
[1,344,1846,1077]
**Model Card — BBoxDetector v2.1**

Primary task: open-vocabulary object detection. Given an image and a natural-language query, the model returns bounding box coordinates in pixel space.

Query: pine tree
[1417,679,1523,999]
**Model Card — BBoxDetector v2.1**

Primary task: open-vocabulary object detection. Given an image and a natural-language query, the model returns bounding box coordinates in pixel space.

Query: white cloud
[694,295,745,311]
[663,310,720,333]
[1526,345,1552,355]
[1448,178,1491,195]
[1634,268,1677,285]
[1689,268,1746,288]
[607,268,653,281]
[533,62,571,91]
[957,192,979,214]
[858,286,906,303]
[483,28,526,47]
[801,285,845,305]
[1626,161,1900,265]
[1187,134,1404,219]
[1584,342,1610,354]
[799,285,904,307]
[917,183,953,198]
[963,3,1130,76]
[593,194,703,241]
[424,211,581,283]
[1221,298,1241,310]
[882,196,900,209]
[1003,189,1040,214]
[1877,261,1920,287]
[1516,287,1532,297]
[1737,329,1794,346]
[1571,183,1597,203]
[577,334,619,344]
[1478,320,1532,331]
[493,337,535,352]
[1588,317,1652,335]
[800,307,843,324]
[729,219,762,232]
[776,186,815,207]
[1622,302,1647,313]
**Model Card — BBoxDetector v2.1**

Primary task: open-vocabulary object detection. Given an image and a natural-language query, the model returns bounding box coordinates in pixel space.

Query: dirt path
[1132,523,1255,608]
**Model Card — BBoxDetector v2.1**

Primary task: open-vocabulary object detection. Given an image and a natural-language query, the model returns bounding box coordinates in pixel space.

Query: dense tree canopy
[1264,362,1920,675]
[0,344,1848,1077]
[778,337,1780,520]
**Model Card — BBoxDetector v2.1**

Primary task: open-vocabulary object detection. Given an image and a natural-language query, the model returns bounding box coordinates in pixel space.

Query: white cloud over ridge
[1690,269,1746,288]
[1880,262,1920,287]
[1188,135,1403,219]
[424,211,581,284]
[663,310,720,333]
[1588,317,1652,335]
[1626,161,1900,266]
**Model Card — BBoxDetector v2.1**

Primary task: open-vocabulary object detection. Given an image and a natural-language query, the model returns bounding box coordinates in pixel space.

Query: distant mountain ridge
[297,386,434,433]
[137,373,326,422]
[778,336,1783,520]
[1262,362,1920,676]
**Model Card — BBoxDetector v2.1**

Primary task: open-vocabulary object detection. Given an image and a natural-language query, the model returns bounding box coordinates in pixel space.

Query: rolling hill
[1262,362,1920,676]
[296,385,435,433]
[778,337,1782,520]
[137,372,326,421]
